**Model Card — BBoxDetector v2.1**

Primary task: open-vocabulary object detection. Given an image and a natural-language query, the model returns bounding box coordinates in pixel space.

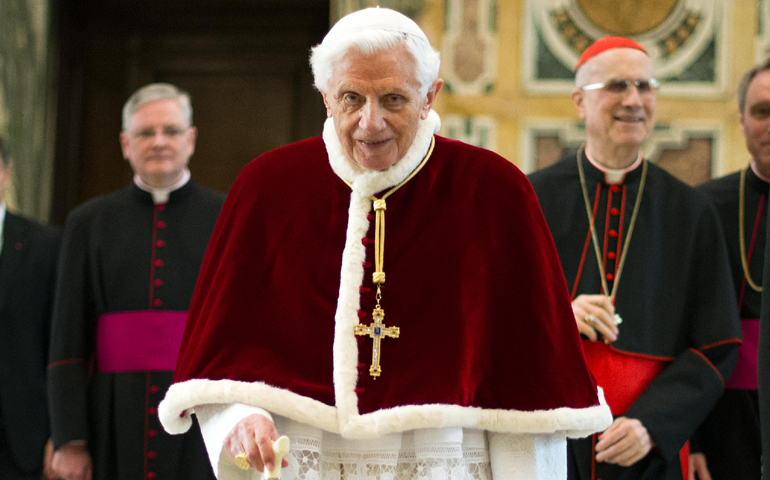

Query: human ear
[321,92,333,118]
[420,78,444,120]
[572,89,587,120]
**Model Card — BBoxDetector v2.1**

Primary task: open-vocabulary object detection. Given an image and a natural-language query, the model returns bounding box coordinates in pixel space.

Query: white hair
[310,23,440,97]
[122,83,192,131]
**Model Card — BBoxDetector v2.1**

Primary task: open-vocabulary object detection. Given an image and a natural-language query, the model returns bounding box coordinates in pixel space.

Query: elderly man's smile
[358,138,392,147]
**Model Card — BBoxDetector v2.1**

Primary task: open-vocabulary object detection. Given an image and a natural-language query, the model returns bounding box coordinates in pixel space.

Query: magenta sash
[96,311,188,372]
[726,318,759,390]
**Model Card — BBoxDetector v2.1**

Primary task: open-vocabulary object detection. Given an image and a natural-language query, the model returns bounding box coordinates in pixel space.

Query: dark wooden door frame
[51,0,329,225]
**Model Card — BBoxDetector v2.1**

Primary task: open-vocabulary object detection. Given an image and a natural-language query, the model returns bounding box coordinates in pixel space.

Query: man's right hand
[51,443,92,480]
[572,294,619,342]
[223,413,289,472]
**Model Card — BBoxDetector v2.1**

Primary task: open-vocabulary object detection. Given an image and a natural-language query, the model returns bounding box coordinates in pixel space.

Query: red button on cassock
[154,259,164,267]
[154,279,163,287]
[149,408,158,415]
[153,299,162,307]
[157,221,167,228]
[148,451,157,459]
[149,430,158,437]
[608,252,616,260]
[156,240,166,247]
[150,386,159,393]
[157,205,165,211]
[606,273,614,281]
[610,185,620,192]
[148,473,156,479]
[610,208,619,215]
[609,230,618,237]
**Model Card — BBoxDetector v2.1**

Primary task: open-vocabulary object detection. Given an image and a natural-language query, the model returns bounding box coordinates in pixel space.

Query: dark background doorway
[51,0,330,224]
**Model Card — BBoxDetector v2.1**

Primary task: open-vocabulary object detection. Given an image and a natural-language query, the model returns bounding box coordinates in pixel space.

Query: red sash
[582,340,688,479]
[581,340,668,415]
[96,311,188,372]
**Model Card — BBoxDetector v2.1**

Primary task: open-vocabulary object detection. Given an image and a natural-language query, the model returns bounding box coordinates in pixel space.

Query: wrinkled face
[573,48,656,154]
[741,69,770,177]
[322,44,440,171]
[120,99,197,188]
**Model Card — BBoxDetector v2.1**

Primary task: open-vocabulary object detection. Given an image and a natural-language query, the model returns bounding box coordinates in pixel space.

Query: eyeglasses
[579,78,660,94]
[130,126,189,140]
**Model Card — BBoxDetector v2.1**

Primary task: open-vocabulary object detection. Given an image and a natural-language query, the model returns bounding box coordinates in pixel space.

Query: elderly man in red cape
[159,8,611,479]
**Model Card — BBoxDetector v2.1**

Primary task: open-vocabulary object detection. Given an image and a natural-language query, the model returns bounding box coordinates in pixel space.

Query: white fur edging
[159,378,611,439]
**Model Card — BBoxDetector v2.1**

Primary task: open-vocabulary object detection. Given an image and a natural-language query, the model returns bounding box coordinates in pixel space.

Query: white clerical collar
[585,149,642,185]
[750,159,770,183]
[325,110,440,196]
[134,168,191,204]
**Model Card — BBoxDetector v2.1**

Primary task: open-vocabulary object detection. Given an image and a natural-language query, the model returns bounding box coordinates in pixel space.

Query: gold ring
[234,452,250,470]
[584,314,599,325]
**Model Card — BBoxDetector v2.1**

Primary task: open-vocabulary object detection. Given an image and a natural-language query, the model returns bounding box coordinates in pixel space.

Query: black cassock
[697,166,766,480]
[529,151,741,480]
[48,182,224,480]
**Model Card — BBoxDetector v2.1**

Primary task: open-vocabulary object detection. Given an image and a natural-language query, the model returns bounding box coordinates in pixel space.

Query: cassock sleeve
[624,203,739,461]
[47,210,96,448]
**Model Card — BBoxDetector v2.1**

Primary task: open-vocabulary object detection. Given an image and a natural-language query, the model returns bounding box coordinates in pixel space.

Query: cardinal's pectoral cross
[354,306,400,379]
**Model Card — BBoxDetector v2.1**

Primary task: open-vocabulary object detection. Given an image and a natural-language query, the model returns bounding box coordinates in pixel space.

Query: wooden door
[52,0,329,223]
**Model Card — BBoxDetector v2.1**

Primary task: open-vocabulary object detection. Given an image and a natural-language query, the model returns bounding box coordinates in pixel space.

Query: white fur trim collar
[324,109,440,191]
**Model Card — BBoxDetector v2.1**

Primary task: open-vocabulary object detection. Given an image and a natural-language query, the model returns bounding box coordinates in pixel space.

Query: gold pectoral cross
[354,306,400,379]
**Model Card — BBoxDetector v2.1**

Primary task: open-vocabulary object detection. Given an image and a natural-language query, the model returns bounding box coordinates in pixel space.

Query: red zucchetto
[575,36,648,71]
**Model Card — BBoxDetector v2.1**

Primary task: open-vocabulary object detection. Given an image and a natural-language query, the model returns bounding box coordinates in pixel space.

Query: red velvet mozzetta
[172,136,601,416]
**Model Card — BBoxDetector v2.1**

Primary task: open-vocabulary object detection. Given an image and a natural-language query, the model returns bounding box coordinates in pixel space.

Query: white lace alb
[200,408,567,480]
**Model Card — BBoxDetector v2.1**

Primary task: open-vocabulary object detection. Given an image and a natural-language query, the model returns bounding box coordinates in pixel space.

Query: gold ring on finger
[234,452,250,470]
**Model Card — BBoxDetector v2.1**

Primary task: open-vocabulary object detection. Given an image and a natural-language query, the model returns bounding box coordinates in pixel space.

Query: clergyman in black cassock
[529,37,741,480]
[697,166,765,480]
[695,59,770,480]
[696,60,770,480]
[47,84,224,480]
[745,57,770,480]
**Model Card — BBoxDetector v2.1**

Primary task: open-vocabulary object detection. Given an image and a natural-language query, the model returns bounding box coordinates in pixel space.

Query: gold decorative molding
[441,0,498,95]
[576,0,678,36]
[523,0,728,98]
[441,115,497,150]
